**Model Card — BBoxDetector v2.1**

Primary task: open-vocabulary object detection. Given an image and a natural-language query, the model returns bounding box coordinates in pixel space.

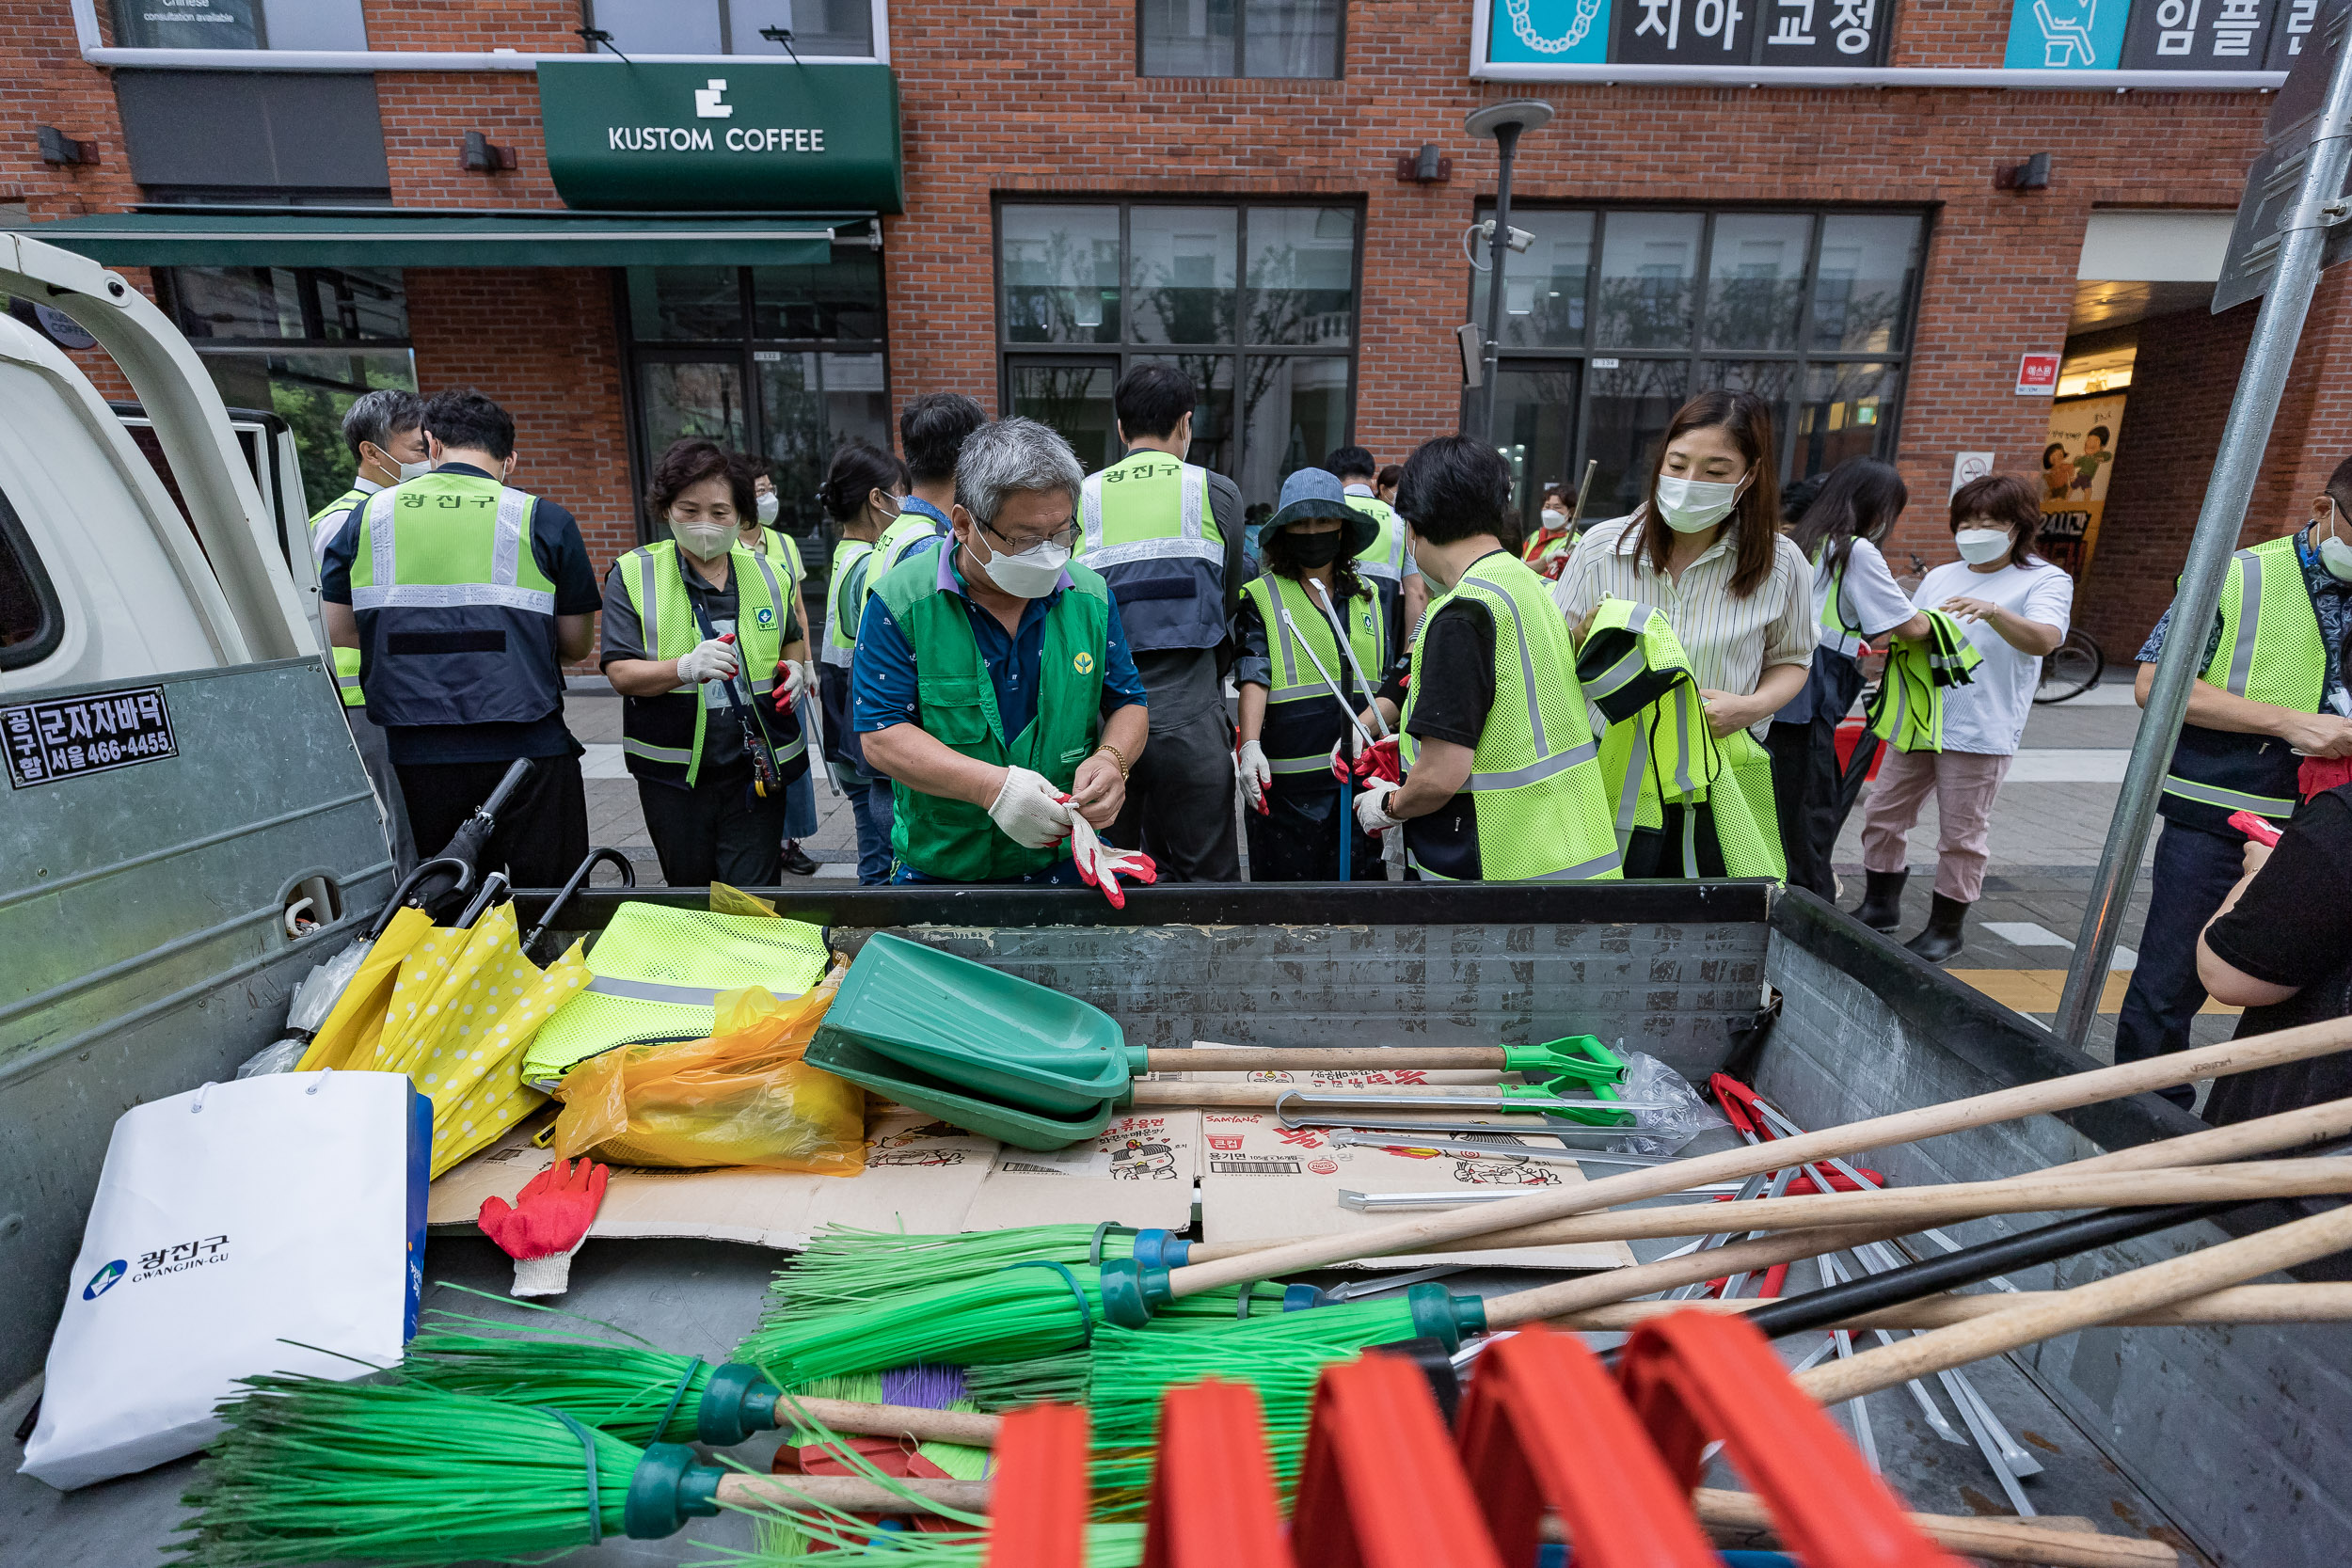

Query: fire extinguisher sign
[2015,352,2061,395]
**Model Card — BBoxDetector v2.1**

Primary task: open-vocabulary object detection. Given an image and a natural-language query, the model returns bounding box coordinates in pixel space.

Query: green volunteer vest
[1576,598,1785,880]
[2162,534,2328,820]
[1348,494,1410,584]
[615,538,802,787]
[1242,572,1388,778]
[871,508,947,583]
[753,525,807,590]
[308,483,372,707]
[1867,608,1983,754]
[821,538,877,669]
[880,547,1114,882]
[1398,555,1620,882]
[1078,451,1227,651]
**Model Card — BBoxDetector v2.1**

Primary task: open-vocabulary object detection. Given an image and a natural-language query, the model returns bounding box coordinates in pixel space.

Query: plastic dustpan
[807,932,1147,1127]
[808,1033,1120,1150]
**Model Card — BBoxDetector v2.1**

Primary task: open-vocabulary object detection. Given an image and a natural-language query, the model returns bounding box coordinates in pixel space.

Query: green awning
[17,210,864,268]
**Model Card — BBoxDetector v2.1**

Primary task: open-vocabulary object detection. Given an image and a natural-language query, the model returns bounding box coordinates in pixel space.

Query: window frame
[1135,0,1349,80]
[581,0,891,61]
[0,487,67,672]
[992,195,1367,500]
[1471,200,1935,518]
[613,256,894,547]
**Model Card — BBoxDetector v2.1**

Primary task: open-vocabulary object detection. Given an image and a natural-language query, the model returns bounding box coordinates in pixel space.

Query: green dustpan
[808,932,1147,1145]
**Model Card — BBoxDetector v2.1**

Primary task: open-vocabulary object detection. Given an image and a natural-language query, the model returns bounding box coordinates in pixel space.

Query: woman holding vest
[1768,458,1931,900]
[1234,467,1394,880]
[1854,473,2071,960]
[815,439,909,884]
[1554,389,1815,880]
[601,439,811,887]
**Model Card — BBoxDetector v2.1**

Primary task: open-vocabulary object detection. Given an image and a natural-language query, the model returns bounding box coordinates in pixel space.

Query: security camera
[1462,220,1537,271]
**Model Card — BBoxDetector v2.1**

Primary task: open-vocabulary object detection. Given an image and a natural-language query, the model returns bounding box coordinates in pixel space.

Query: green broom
[775,1222,1191,1314]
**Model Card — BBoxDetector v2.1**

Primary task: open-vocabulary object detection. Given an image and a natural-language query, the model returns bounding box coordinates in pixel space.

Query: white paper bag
[20,1069,427,1489]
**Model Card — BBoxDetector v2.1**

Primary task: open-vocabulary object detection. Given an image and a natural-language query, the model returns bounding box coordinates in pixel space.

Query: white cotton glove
[675,635,740,684]
[1328,729,1367,783]
[1356,778,1404,835]
[773,658,815,705]
[988,765,1075,849]
[1236,738,1272,813]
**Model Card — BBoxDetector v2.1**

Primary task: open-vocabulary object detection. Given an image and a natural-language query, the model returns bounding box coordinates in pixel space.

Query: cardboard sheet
[427,1109,1196,1250]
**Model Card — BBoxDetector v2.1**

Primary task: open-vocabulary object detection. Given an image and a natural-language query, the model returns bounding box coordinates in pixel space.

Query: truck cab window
[0,488,64,669]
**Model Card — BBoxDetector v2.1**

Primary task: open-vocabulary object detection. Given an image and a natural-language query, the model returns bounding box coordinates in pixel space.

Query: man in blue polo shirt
[854,418,1149,884]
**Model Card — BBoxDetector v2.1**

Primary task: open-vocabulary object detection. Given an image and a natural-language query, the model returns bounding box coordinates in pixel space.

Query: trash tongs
[1274,1087,1677,1133]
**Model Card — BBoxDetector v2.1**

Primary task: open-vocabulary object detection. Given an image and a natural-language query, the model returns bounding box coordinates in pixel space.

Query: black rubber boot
[1904,893,1971,964]
[1851,869,1908,931]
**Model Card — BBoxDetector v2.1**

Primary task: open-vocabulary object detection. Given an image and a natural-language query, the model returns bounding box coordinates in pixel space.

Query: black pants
[395,752,588,888]
[636,768,788,888]
[1109,704,1241,882]
[2115,819,2245,1109]
[1246,779,1385,881]
[1622,802,1729,879]
[1766,650,1866,901]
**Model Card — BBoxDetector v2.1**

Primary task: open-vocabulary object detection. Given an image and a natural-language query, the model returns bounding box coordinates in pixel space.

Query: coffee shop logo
[694,79,734,119]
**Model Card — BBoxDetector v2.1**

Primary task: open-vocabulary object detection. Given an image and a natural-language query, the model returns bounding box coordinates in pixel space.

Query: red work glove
[2300,754,2352,800]
[1065,813,1157,910]
[478,1156,608,1297]
[1353,734,1403,784]
[771,657,816,714]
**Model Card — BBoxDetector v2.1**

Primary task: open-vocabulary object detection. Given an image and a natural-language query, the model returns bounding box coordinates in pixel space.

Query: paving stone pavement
[564,677,2234,1057]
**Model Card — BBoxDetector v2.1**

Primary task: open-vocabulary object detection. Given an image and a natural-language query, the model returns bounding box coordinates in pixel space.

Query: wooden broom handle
[717,1472,993,1513]
[1144,1046,1507,1071]
[1555,1282,2352,1331]
[1167,1025,2352,1295]
[1357,1158,2352,1249]
[1797,1199,2352,1406]
[771,1395,1003,1448]
[1689,1489,2179,1567]
[1181,1092,2352,1265]
[1128,1082,1546,1107]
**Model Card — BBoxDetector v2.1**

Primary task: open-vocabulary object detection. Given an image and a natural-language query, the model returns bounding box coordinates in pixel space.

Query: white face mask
[396,458,434,482]
[2315,501,2352,582]
[972,527,1071,599]
[1540,509,1568,530]
[1654,474,1745,533]
[671,517,735,562]
[1954,528,2012,566]
[756,492,781,526]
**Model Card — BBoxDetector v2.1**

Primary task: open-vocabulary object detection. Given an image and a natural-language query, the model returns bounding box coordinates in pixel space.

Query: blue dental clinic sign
[537,60,904,213]
[2001,0,2309,70]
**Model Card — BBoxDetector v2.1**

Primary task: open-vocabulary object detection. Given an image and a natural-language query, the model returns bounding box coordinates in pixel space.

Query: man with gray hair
[854,417,1151,887]
[306,387,428,871]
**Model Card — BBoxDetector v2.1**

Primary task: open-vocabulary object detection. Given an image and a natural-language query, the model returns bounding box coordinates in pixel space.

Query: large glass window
[151,265,414,501]
[587,0,879,56]
[1139,0,1344,77]
[108,0,367,50]
[621,259,891,570]
[1474,207,1926,535]
[997,200,1360,512]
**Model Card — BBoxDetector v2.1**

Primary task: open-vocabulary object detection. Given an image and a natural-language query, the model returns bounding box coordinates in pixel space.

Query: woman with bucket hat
[1234,467,1395,880]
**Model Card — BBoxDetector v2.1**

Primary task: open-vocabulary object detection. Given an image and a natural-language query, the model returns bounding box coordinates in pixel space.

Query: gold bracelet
[1094,742,1131,779]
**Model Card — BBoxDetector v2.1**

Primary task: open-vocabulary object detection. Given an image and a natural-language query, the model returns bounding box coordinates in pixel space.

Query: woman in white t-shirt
[1854,473,2073,960]
[1769,458,1931,900]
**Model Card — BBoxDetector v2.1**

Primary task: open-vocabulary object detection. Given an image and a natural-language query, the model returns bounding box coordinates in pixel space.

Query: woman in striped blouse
[1554,389,1815,879]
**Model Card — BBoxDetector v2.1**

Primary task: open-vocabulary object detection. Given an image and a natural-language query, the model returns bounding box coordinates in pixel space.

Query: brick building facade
[2,0,2338,657]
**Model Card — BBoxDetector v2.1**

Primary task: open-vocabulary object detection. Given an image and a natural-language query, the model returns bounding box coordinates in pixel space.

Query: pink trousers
[1858,747,2015,903]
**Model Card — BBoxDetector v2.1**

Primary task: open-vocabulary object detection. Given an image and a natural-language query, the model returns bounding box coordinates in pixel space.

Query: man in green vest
[855,418,1151,885]
[308,388,428,874]
[1077,364,1247,881]
[1355,436,1621,882]
[320,388,599,885]
[1328,445,1428,647]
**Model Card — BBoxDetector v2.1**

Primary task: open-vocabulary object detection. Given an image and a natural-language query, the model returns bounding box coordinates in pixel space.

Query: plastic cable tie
[1007,1259,1095,1345]
[1089,1220,1137,1267]
[653,1357,703,1445]
[546,1407,604,1545]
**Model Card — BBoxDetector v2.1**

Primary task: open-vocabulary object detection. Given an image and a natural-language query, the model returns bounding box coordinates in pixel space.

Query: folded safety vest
[1866,608,1983,753]
[522,903,832,1083]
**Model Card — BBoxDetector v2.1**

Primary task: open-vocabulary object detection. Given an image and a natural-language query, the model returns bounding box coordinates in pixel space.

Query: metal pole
[1473,121,1523,445]
[2052,49,2352,1048]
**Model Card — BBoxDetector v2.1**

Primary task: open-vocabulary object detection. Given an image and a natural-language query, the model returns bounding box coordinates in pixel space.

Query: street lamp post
[1463,99,1554,445]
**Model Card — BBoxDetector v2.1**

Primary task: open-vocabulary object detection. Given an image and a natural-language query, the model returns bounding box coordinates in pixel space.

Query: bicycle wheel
[2035,628,2105,705]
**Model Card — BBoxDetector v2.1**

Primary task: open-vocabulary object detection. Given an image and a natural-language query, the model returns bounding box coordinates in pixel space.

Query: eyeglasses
[980,517,1078,555]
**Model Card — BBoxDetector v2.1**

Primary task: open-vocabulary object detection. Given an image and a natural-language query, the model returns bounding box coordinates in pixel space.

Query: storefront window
[151,264,413,502]
[1476,206,1926,533]
[997,199,1361,510]
[108,0,368,50]
[1138,0,1344,76]
[621,258,890,564]
[587,0,879,56]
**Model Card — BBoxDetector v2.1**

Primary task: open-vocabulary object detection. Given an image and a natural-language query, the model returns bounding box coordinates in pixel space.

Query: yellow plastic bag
[548,980,865,1173]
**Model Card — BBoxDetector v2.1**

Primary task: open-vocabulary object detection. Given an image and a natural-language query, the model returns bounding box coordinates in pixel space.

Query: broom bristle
[400,1307,714,1445]
[737,1265,1112,1386]
[774,1224,1127,1314]
[174,1375,634,1566]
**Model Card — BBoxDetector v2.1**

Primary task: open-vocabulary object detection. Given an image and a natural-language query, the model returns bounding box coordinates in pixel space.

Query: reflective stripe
[1410,844,1622,881]
[2160,774,2296,816]
[1470,738,1599,792]
[367,488,395,594]
[622,736,693,764]
[1270,754,1333,774]
[635,549,661,655]
[351,582,557,613]
[1080,537,1225,570]
[490,487,532,587]
[2226,547,2261,698]
[1582,645,1645,701]
[587,975,723,1006]
[1181,462,1204,541]
[1080,471,1104,550]
[1464,571,1548,755]
[335,671,363,691]
[1668,673,1698,796]
[746,549,789,630]
[820,641,854,668]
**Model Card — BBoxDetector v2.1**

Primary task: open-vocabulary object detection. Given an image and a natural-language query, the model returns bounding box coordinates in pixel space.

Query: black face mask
[1286,531,1343,569]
